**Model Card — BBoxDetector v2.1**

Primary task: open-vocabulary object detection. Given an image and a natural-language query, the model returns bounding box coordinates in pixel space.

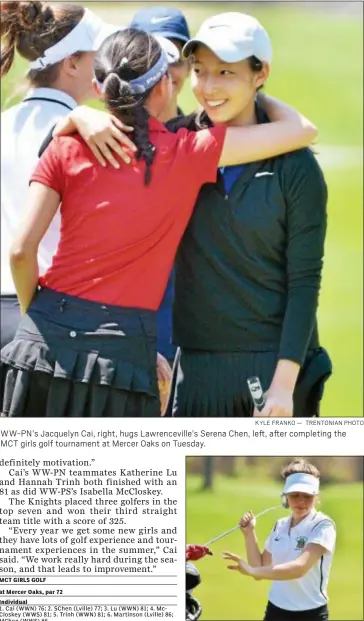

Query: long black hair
[94,28,165,185]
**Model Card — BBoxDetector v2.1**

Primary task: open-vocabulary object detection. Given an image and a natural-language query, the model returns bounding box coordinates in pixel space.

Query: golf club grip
[247,376,266,412]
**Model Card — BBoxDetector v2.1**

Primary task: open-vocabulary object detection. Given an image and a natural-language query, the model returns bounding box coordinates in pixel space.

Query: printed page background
[1,0,363,416]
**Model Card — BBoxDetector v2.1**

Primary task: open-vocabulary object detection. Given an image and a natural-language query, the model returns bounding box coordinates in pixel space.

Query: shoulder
[273,516,290,532]
[278,147,327,200]
[278,147,323,175]
[161,124,224,158]
[45,135,92,160]
[310,512,336,532]
[1,102,23,128]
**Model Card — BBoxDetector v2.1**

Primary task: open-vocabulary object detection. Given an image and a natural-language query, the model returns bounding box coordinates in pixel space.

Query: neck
[291,510,312,526]
[158,95,179,123]
[49,76,88,105]
[226,99,257,128]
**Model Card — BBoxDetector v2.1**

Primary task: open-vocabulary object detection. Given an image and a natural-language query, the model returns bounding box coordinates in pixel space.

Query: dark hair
[0,1,84,85]
[281,459,320,480]
[249,55,264,90]
[94,28,165,186]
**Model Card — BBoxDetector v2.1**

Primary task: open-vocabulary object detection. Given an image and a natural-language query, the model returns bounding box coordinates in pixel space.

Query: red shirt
[32,118,226,309]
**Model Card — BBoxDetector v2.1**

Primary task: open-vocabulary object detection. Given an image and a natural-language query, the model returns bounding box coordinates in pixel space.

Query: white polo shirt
[1,87,77,295]
[265,510,336,611]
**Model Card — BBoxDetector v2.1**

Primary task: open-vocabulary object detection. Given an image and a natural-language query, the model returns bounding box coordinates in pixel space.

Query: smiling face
[287,492,316,519]
[190,44,268,126]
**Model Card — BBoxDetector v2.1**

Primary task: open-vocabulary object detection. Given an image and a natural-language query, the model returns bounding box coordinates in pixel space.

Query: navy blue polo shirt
[156,106,185,362]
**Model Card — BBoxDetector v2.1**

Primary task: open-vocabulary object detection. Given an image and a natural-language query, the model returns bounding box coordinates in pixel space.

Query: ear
[147,73,172,108]
[255,61,270,89]
[158,73,172,96]
[62,54,82,78]
[92,77,103,100]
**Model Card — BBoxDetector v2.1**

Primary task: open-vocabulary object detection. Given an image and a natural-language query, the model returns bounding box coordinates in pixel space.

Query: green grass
[186,474,364,620]
[1,3,362,415]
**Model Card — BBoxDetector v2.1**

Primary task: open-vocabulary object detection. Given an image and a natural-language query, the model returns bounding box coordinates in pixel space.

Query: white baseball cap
[29,8,121,70]
[183,12,272,64]
[283,473,320,496]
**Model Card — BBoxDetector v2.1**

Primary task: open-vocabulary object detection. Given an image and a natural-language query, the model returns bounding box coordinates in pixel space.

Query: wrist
[248,565,259,578]
[270,359,300,392]
[53,110,79,137]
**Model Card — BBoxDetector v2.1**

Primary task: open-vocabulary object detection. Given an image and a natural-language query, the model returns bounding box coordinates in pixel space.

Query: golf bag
[186,561,202,621]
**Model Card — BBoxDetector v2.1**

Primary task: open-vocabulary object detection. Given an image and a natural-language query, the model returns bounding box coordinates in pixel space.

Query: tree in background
[202,456,214,490]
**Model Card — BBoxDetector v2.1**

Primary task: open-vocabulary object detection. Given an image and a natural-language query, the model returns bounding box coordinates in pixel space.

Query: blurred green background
[1,2,363,416]
[186,456,364,620]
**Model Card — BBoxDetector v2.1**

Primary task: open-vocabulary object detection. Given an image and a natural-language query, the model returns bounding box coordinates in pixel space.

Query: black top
[171,107,328,366]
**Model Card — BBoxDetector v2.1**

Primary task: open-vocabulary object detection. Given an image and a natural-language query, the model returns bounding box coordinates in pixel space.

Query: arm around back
[219,94,317,166]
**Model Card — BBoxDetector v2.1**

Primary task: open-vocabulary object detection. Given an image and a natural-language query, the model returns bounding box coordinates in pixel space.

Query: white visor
[283,473,320,496]
[29,8,121,70]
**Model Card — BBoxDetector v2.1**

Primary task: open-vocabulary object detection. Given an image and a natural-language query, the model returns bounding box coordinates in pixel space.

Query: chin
[204,104,235,125]
[206,112,231,125]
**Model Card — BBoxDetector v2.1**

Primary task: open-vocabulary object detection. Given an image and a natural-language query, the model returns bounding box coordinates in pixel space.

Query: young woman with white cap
[166,12,332,417]
[0,1,120,349]
[0,25,318,418]
[223,459,336,620]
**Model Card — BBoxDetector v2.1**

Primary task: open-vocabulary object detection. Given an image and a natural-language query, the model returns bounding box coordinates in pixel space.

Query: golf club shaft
[204,505,282,547]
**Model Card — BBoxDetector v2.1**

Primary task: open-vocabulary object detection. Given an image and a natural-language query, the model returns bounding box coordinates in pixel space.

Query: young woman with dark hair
[1,1,119,349]
[167,13,332,418]
[0,26,317,418]
[130,6,192,411]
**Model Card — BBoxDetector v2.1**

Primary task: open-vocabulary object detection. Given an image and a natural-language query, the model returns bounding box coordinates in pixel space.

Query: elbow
[10,243,36,267]
[302,121,318,145]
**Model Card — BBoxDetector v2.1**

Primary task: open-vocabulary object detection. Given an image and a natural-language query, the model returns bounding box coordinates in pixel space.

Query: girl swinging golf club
[223,459,336,621]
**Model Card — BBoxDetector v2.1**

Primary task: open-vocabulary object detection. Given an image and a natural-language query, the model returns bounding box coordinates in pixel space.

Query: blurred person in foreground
[223,459,336,621]
[185,546,211,621]
[130,6,191,412]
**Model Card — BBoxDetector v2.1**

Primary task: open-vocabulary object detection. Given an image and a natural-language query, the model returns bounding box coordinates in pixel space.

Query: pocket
[82,327,126,337]
[18,313,129,343]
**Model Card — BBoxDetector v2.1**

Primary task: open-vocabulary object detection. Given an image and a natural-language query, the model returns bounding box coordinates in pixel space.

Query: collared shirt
[1,88,77,294]
[265,510,336,611]
[32,118,226,308]
[219,164,247,195]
